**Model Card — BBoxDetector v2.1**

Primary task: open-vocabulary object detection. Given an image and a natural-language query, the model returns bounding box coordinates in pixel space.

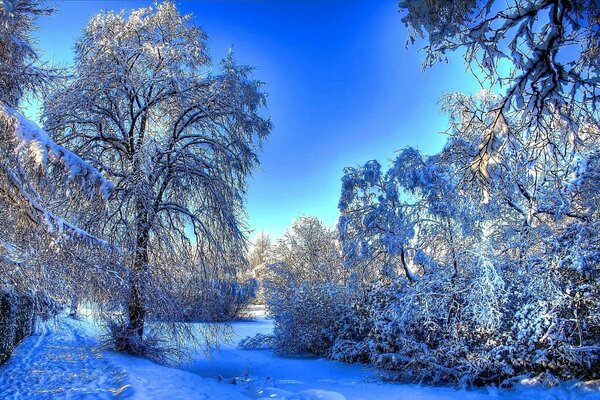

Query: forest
[0,0,598,399]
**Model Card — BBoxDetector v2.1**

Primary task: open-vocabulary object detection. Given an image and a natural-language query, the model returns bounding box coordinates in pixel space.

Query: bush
[326,264,600,386]
[179,278,258,322]
[238,333,276,350]
[101,319,183,364]
[266,282,349,356]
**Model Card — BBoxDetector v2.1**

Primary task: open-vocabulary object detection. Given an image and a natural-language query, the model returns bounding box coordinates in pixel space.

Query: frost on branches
[0,0,57,108]
[398,0,600,184]
[341,94,600,384]
[262,217,349,356]
[1,0,112,304]
[43,1,270,354]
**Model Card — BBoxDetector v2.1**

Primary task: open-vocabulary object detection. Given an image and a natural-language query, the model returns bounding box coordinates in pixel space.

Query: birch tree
[44,2,270,350]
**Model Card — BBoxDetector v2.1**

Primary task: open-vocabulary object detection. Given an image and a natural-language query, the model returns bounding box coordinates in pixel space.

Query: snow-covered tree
[332,90,600,384]
[249,231,272,272]
[398,0,600,183]
[1,0,112,303]
[246,231,272,304]
[43,2,270,352]
[0,0,58,107]
[267,217,344,286]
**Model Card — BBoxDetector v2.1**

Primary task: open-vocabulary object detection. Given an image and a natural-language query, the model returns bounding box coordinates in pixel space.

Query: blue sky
[28,0,480,239]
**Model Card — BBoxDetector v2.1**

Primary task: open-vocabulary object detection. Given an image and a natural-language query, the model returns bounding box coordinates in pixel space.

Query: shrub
[101,319,183,364]
[266,281,348,356]
[179,278,258,322]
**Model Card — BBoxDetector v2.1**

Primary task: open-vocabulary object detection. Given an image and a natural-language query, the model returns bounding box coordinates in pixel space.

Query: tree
[0,0,56,107]
[246,230,272,304]
[398,0,599,183]
[1,0,112,299]
[264,216,347,355]
[266,216,344,287]
[333,90,600,384]
[249,231,272,271]
[43,2,270,350]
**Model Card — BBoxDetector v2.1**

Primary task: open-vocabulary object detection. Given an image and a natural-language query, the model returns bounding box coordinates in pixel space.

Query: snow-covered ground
[0,312,599,400]
[183,315,600,400]
[0,317,127,399]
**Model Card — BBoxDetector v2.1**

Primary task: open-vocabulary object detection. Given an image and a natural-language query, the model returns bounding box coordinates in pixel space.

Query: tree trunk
[127,200,150,339]
[128,275,145,338]
[68,294,79,318]
[445,217,462,329]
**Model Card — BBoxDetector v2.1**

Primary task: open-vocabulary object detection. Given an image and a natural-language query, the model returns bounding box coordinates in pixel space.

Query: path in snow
[0,317,244,400]
[0,317,128,399]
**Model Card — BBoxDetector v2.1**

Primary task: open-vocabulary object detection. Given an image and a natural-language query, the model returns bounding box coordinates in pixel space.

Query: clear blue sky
[28,0,480,239]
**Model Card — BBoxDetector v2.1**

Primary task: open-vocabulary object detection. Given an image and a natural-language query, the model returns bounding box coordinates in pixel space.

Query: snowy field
[0,312,599,400]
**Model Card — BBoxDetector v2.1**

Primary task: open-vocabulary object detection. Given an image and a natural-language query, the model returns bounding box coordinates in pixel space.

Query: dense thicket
[263,91,599,384]
[263,217,347,355]
[0,288,34,365]
[334,90,599,384]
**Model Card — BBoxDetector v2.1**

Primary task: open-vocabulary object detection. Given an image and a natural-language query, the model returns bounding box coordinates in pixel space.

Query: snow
[0,311,599,400]
[2,105,113,198]
[0,317,126,399]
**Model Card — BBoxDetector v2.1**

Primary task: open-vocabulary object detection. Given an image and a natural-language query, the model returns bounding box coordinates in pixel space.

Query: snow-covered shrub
[497,255,600,381]
[329,338,370,364]
[179,278,258,322]
[220,278,258,320]
[267,281,349,356]
[101,319,183,364]
[332,93,600,385]
[238,333,276,350]
[263,217,349,356]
